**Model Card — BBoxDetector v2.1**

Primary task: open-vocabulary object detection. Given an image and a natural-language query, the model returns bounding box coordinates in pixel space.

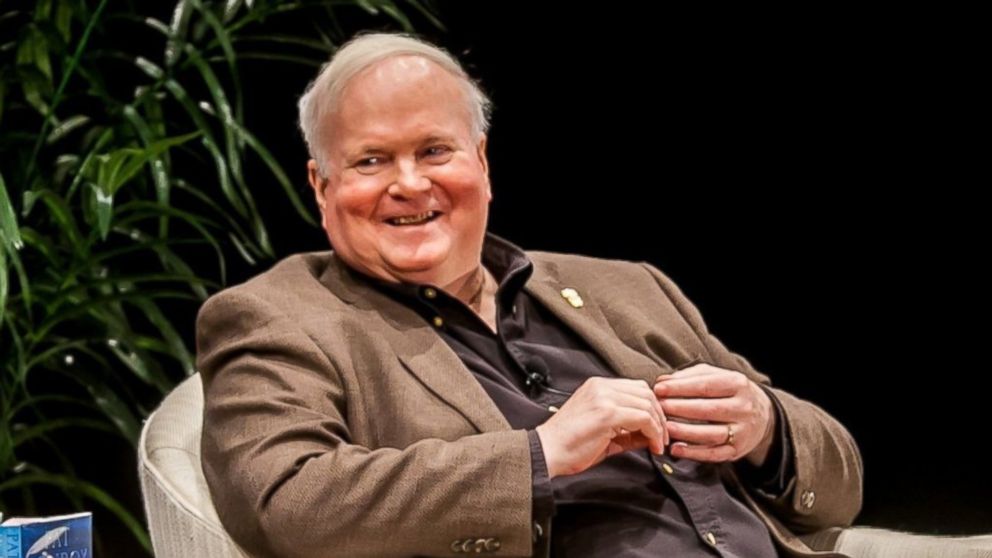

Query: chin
[383,249,448,275]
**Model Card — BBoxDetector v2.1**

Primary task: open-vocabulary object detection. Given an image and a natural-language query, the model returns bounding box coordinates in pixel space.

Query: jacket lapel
[525,258,672,385]
[319,253,510,433]
[316,251,667,436]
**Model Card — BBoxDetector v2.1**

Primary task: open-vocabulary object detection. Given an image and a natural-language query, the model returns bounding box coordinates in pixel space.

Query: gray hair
[298,32,492,175]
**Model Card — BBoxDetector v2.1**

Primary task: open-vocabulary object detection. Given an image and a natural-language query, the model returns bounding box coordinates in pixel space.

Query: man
[196,33,862,557]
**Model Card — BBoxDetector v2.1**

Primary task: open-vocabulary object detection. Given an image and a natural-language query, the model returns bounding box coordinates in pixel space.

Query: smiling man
[195,33,863,558]
[304,52,496,328]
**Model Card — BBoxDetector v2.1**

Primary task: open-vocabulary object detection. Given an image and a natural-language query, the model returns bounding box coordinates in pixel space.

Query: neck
[444,265,486,306]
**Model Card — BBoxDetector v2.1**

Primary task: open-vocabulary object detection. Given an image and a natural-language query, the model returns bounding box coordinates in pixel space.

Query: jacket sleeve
[196,289,536,558]
[638,262,864,533]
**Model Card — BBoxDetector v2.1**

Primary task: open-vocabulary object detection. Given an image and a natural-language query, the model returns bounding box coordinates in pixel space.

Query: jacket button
[801,489,816,509]
[485,537,501,552]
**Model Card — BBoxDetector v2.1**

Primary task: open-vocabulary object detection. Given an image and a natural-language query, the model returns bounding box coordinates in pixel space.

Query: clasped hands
[535,363,777,479]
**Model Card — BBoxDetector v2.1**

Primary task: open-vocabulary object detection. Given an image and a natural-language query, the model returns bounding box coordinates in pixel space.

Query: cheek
[436,168,490,204]
[329,181,383,219]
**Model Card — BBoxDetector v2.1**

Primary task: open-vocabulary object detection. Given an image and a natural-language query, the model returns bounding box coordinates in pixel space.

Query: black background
[104,1,991,553]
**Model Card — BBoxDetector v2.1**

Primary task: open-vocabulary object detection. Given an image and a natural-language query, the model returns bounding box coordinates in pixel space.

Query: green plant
[0,0,440,552]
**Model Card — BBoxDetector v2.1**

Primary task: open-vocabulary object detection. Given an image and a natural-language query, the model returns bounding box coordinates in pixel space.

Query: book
[1,512,92,558]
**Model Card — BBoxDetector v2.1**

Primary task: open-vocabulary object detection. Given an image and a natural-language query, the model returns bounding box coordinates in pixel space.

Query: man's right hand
[535,377,668,478]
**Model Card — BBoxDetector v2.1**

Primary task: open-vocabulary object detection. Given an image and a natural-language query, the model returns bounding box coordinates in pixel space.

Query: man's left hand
[653,364,776,466]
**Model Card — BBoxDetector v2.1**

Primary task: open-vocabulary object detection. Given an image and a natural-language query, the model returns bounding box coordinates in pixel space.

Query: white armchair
[138,373,247,557]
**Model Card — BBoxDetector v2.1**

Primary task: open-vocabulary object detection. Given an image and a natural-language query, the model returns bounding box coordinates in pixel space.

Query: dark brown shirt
[358,233,790,557]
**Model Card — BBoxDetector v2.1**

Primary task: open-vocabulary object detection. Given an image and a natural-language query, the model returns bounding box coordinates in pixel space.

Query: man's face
[308,56,491,287]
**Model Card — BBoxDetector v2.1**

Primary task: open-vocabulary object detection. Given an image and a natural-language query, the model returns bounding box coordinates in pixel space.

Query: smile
[385,210,441,226]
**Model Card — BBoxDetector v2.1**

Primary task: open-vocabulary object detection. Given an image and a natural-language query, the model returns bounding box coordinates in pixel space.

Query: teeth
[389,211,436,225]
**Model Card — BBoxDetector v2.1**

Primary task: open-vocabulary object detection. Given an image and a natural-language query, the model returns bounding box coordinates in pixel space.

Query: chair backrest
[138,373,248,558]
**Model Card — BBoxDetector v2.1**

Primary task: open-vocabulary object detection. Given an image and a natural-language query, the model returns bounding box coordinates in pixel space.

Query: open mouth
[384,210,441,226]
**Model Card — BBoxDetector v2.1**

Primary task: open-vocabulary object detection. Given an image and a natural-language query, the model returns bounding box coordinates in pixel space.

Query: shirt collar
[342,231,534,309]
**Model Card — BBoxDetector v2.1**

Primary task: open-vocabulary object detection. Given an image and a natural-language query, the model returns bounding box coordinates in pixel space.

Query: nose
[389,157,431,197]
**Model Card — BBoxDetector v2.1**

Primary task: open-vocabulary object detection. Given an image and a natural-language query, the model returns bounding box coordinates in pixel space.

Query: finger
[648,390,669,447]
[670,441,737,462]
[654,373,741,398]
[662,364,726,379]
[613,407,665,453]
[613,393,664,442]
[609,381,669,446]
[606,431,655,457]
[666,421,736,447]
[660,398,735,422]
[656,396,669,447]
[586,378,658,404]
[610,378,662,398]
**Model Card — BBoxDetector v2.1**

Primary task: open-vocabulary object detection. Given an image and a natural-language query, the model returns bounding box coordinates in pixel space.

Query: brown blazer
[196,249,862,558]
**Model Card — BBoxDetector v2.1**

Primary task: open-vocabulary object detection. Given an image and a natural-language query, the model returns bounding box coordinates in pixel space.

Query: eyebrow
[420,134,458,146]
[343,146,388,162]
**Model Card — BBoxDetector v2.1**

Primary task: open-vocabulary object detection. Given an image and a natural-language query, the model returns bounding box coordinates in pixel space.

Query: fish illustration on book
[24,527,69,558]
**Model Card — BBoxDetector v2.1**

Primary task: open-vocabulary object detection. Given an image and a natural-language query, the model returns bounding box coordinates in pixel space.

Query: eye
[421,145,453,163]
[353,156,387,175]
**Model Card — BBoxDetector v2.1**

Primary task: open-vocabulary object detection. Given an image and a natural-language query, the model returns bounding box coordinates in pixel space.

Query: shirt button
[801,489,816,509]
[704,531,717,546]
[661,462,674,475]
[423,287,438,299]
[512,304,518,314]
[548,405,559,413]
[432,316,444,328]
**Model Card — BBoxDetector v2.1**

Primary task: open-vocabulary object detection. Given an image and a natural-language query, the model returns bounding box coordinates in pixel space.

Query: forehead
[328,56,474,151]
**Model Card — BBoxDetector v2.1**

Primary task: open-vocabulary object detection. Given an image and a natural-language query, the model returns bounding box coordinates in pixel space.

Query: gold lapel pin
[560,288,584,308]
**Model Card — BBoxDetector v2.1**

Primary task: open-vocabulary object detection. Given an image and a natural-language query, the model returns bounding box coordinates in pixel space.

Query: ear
[476,134,491,201]
[307,159,329,229]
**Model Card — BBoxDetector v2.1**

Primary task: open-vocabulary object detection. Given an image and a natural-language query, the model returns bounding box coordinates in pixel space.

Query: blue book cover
[1,512,91,558]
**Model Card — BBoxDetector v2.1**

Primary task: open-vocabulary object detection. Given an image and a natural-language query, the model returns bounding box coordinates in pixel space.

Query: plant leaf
[190,0,244,144]
[46,114,91,144]
[98,132,201,195]
[0,171,23,251]
[403,0,446,31]
[213,113,317,227]
[54,0,73,42]
[86,182,113,240]
[0,241,8,331]
[131,298,196,376]
[18,64,51,115]
[166,0,193,67]
[182,43,244,196]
